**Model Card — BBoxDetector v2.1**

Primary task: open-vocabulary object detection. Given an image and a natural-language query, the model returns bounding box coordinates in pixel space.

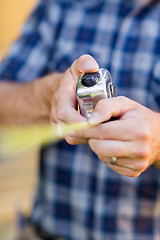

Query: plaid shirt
[1,0,160,239]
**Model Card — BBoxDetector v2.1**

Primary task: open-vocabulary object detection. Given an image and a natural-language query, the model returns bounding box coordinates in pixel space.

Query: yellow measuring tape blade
[0,122,91,157]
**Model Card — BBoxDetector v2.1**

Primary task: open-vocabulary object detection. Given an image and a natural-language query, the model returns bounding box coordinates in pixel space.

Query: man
[0,0,160,239]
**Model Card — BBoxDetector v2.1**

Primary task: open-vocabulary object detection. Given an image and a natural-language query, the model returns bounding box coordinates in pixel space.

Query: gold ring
[110,156,117,165]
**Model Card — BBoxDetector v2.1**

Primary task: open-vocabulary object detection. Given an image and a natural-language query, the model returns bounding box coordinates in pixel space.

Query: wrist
[29,72,63,124]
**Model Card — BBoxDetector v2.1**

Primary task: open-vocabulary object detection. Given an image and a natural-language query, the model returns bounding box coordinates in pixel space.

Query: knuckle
[134,145,150,159]
[97,125,106,139]
[137,160,148,171]
[57,108,66,121]
[137,126,150,141]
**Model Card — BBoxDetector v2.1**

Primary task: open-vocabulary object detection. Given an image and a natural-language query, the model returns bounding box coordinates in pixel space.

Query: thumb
[69,54,99,80]
[88,96,137,126]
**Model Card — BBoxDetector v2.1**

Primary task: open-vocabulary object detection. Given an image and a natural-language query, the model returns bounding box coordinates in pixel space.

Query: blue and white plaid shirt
[1,0,160,239]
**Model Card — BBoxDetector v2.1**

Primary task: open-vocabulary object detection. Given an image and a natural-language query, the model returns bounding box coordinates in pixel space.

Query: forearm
[0,73,61,125]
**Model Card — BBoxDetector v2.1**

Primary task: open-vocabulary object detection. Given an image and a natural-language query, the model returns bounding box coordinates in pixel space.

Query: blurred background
[0,0,39,240]
[0,0,37,59]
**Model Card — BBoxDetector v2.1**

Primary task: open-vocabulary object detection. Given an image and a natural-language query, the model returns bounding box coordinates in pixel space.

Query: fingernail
[83,61,99,71]
[88,112,102,125]
[86,61,97,68]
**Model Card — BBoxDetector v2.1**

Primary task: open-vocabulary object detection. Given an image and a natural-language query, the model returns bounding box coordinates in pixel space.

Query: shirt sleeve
[0,0,62,82]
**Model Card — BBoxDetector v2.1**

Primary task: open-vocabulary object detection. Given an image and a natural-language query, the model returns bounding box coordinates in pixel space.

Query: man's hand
[72,96,160,177]
[50,54,99,124]
[50,54,99,144]
[0,54,98,127]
